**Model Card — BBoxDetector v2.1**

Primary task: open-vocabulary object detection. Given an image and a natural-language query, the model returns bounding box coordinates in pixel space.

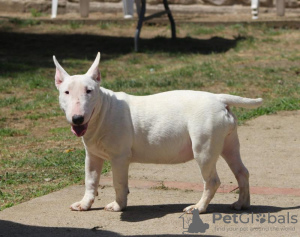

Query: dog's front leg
[104,158,129,212]
[70,153,104,211]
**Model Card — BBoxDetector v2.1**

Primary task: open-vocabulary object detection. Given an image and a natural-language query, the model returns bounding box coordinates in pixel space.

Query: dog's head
[53,52,101,137]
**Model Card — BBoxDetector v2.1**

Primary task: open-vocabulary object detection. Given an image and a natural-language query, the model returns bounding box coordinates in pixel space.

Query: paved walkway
[0,111,299,236]
[99,177,300,196]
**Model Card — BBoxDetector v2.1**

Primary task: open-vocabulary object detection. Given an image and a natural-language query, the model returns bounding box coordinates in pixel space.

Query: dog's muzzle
[70,109,95,137]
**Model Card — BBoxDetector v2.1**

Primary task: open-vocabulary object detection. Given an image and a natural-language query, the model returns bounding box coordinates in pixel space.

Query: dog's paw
[70,199,94,211]
[104,201,124,212]
[231,201,250,211]
[183,205,206,214]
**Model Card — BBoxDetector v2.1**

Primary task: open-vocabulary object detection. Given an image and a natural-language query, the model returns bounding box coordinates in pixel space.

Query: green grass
[69,21,83,30]
[25,111,61,120]
[0,145,111,211]
[0,21,299,211]
[30,8,42,18]
[8,18,41,27]
[0,128,28,137]
[192,25,225,35]
[0,97,20,108]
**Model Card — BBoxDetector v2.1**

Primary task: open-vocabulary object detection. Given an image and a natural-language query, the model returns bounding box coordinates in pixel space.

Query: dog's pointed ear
[53,56,69,89]
[86,52,101,83]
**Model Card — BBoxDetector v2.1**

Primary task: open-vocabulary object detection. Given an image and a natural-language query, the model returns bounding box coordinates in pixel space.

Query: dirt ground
[0,111,299,236]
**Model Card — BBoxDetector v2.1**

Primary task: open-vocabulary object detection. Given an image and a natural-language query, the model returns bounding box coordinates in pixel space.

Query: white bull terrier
[53,52,263,214]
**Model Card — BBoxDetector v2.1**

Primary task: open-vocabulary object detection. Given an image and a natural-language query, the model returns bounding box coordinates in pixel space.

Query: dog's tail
[217,94,263,109]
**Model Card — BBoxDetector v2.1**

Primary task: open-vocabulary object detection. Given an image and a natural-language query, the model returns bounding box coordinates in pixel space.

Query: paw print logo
[256,214,266,223]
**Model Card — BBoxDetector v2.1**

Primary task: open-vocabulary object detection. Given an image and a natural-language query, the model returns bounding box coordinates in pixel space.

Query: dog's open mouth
[70,109,94,137]
[71,123,88,137]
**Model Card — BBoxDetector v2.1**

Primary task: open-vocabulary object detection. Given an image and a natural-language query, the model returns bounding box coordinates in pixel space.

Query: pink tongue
[71,124,88,137]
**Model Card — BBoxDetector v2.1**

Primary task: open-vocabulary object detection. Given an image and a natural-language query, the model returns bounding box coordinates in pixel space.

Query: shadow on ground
[0,220,119,237]
[120,203,300,222]
[0,219,221,237]
[1,204,298,237]
[0,31,245,73]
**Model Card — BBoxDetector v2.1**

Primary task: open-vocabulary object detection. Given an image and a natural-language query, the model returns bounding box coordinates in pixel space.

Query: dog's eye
[86,89,92,94]
[65,91,69,95]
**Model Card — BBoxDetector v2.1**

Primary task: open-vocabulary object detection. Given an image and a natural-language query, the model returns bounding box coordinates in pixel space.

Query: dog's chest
[84,139,111,160]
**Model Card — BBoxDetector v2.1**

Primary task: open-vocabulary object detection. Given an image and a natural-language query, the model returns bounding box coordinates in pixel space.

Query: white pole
[123,0,134,19]
[251,0,260,20]
[51,0,58,18]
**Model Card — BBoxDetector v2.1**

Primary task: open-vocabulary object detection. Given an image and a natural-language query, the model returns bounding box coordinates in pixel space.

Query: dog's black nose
[72,115,84,125]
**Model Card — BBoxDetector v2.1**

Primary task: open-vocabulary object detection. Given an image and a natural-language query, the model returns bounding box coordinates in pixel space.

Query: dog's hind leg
[183,133,223,214]
[221,127,250,210]
[104,157,130,212]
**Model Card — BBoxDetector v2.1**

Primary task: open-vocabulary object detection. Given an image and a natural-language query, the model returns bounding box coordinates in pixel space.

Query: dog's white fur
[53,52,263,213]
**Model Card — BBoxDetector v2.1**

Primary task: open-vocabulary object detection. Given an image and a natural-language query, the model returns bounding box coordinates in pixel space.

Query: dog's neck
[82,87,115,141]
